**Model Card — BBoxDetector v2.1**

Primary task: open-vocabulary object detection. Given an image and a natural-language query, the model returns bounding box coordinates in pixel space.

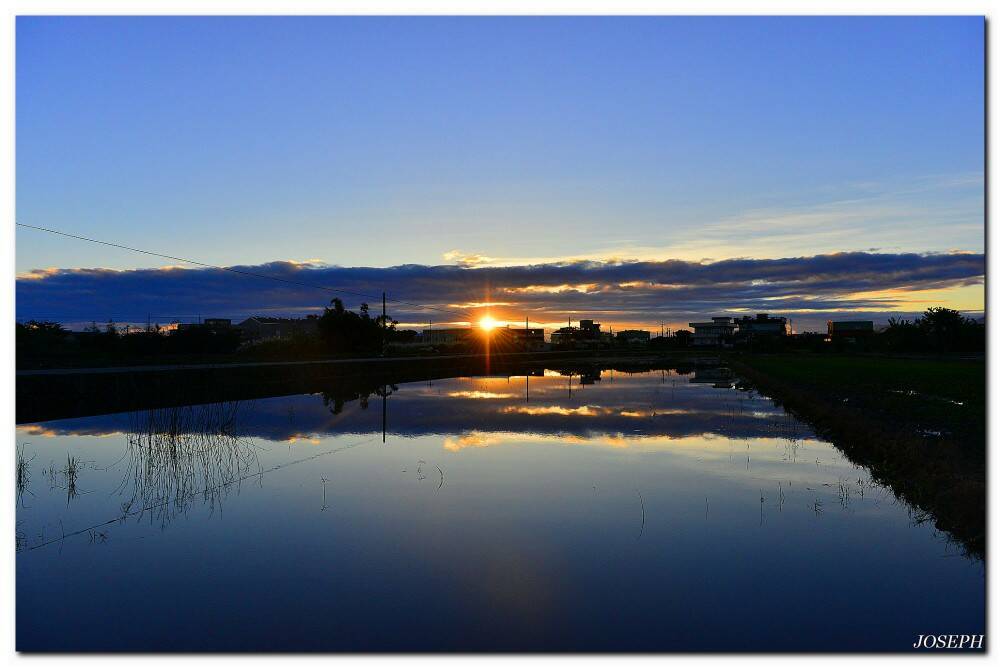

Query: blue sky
[15,16,984,330]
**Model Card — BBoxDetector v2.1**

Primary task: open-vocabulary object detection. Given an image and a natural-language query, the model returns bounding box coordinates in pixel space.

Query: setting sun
[479,315,498,331]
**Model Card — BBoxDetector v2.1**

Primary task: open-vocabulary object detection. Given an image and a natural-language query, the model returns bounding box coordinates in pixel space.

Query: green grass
[731,354,984,453]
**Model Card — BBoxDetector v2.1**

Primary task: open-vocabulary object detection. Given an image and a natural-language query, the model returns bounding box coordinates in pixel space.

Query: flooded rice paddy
[15,366,985,651]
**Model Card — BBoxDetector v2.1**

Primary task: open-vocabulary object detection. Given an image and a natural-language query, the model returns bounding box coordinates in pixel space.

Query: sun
[479,316,498,331]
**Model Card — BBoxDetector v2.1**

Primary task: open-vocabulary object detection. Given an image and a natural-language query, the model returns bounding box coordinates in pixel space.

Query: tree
[918,307,969,353]
[878,308,983,354]
[318,298,396,353]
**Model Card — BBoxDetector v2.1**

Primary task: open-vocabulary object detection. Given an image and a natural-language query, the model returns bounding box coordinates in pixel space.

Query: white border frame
[3,3,994,666]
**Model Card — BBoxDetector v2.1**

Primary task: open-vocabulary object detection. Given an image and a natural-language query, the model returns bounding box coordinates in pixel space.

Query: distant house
[689,317,737,347]
[616,329,651,345]
[736,313,790,345]
[174,318,232,334]
[237,316,319,342]
[506,327,546,351]
[827,320,874,341]
[551,319,611,348]
[421,327,474,346]
[736,314,788,338]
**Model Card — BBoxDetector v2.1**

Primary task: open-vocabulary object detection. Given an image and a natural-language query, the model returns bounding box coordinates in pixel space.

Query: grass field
[728,353,985,557]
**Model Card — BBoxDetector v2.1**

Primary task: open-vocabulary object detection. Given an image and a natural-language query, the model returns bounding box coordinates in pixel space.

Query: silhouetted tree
[318,298,397,353]
[878,308,983,354]
[16,321,70,360]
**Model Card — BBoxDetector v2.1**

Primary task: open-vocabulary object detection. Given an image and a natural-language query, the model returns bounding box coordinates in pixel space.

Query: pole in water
[381,291,387,357]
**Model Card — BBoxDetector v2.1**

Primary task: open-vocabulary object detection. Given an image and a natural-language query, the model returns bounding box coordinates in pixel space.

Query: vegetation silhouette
[116,401,263,528]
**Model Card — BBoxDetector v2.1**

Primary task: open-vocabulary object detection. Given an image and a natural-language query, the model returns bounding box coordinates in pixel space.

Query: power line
[16,222,474,321]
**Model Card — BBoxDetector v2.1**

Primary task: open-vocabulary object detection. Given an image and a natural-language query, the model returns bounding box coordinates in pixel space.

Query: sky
[16,16,985,332]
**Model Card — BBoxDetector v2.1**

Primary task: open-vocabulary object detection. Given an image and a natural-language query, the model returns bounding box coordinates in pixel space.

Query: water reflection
[118,403,263,527]
[15,365,985,651]
[20,365,811,446]
[13,364,946,552]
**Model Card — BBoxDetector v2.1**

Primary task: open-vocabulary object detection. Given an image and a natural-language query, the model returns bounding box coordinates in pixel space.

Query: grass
[16,444,34,506]
[62,454,81,506]
[728,353,985,557]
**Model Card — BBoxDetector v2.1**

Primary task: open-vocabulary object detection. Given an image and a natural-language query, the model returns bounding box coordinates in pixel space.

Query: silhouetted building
[237,316,319,342]
[421,327,475,345]
[689,317,736,347]
[550,319,611,348]
[616,329,651,345]
[507,327,546,351]
[736,314,788,337]
[733,314,789,347]
[174,318,233,334]
[827,320,874,342]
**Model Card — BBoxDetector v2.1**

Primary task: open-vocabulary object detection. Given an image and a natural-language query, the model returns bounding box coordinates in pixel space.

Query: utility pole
[381,292,387,357]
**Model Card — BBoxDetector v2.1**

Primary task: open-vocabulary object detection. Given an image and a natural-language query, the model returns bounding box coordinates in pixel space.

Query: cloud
[16,251,984,332]
[443,250,498,267]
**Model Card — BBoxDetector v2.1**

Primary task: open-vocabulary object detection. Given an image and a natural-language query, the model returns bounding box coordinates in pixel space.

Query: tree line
[16,303,983,369]
[16,298,421,368]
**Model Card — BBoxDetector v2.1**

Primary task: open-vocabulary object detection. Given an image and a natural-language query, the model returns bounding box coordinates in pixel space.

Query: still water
[16,367,984,651]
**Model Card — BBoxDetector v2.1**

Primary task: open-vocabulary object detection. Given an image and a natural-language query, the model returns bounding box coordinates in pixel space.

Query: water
[15,366,984,651]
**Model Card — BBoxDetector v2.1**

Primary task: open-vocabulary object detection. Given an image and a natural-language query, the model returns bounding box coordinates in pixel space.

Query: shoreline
[727,354,985,558]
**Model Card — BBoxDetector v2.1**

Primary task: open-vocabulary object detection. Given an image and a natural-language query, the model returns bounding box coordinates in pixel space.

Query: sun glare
[479,316,498,331]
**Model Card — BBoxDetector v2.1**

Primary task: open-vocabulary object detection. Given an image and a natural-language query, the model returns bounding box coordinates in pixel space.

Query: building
[174,318,232,334]
[506,327,546,351]
[550,319,611,348]
[421,327,475,346]
[616,329,651,345]
[688,317,737,347]
[736,314,788,338]
[237,316,319,342]
[827,320,875,341]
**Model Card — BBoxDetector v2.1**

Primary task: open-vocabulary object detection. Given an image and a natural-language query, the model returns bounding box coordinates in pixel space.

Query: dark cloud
[16,252,984,331]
